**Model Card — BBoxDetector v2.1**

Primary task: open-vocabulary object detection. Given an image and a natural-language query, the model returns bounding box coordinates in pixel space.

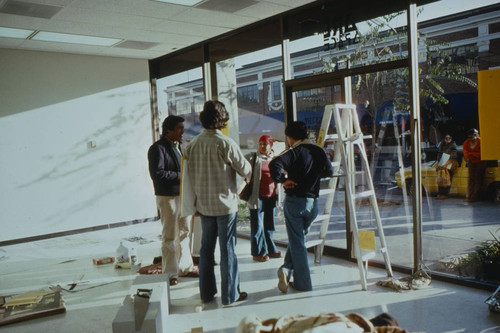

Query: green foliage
[457,228,500,280]
[318,9,478,139]
[237,201,250,223]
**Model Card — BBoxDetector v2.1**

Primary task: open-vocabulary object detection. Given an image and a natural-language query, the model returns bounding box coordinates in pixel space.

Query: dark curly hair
[199,100,229,130]
[285,121,309,140]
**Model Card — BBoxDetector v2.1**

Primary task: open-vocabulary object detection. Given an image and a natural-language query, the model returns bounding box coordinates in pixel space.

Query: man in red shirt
[463,128,486,202]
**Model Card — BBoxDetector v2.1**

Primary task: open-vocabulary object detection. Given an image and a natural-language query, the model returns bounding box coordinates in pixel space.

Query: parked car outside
[394,146,500,204]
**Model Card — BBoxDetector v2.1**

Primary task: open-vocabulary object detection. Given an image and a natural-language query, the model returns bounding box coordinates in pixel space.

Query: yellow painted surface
[478,68,500,160]
[358,230,376,250]
[221,123,229,136]
[395,154,500,197]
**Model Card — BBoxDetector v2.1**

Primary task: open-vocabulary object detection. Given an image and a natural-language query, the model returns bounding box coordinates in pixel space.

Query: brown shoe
[237,291,248,301]
[253,255,269,262]
[269,251,282,258]
[169,278,178,286]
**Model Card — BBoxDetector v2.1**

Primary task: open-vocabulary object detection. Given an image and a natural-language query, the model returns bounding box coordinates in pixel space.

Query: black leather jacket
[147,137,182,196]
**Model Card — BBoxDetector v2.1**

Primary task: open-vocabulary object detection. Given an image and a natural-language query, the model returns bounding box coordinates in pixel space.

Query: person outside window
[269,121,334,293]
[184,100,252,306]
[463,128,486,203]
[245,135,281,263]
[435,134,458,200]
[147,115,198,286]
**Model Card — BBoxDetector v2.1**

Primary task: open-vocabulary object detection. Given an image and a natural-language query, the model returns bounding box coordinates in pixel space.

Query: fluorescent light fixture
[31,31,121,46]
[0,26,35,39]
[152,0,204,6]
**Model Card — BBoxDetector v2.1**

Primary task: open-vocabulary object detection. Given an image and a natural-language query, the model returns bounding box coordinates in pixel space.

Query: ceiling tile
[0,0,341,59]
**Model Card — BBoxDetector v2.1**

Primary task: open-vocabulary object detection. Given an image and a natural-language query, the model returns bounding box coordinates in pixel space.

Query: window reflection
[156,68,204,142]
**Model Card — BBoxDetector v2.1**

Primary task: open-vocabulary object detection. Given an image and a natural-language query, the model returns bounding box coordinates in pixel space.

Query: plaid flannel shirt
[184,129,251,216]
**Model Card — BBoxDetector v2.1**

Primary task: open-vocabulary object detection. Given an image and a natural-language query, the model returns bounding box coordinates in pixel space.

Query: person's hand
[283,179,298,189]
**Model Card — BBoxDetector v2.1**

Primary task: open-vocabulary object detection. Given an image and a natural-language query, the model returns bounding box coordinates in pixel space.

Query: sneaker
[277,268,288,293]
[169,278,178,286]
[269,251,282,258]
[253,255,269,262]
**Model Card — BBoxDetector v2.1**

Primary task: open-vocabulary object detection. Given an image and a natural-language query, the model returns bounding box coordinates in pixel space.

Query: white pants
[156,196,194,278]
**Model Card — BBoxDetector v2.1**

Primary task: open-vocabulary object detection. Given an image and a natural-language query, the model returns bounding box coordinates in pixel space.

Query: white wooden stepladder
[315,103,393,290]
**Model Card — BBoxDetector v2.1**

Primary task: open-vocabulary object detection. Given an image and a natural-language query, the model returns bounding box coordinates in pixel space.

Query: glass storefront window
[148,1,500,287]
[349,68,414,269]
[288,11,408,79]
[233,45,285,155]
[415,2,499,284]
[155,68,204,143]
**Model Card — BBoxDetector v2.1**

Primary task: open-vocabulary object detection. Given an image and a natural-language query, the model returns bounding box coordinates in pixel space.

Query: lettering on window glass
[323,24,359,51]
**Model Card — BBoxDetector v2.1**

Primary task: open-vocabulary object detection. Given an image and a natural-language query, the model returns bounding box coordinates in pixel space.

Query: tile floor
[0,222,499,333]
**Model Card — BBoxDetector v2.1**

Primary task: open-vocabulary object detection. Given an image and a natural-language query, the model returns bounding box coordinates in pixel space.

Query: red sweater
[463,138,481,163]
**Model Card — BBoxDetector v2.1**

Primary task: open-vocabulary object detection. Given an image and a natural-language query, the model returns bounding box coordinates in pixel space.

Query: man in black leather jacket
[148,115,198,286]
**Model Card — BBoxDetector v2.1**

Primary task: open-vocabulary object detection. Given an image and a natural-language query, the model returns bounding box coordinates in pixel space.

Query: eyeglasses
[444,137,451,140]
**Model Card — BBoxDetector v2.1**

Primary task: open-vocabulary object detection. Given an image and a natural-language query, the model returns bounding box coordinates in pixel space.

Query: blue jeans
[199,213,242,305]
[249,196,278,256]
[281,196,318,291]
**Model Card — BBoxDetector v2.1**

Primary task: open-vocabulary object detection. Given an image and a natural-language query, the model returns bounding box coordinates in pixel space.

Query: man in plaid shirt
[184,100,251,306]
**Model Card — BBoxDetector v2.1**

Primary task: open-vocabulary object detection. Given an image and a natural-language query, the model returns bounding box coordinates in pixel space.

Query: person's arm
[226,141,252,179]
[449,143,458,161]
[469,140,481,160]
[463,141,470,159]
[269,154,288,184]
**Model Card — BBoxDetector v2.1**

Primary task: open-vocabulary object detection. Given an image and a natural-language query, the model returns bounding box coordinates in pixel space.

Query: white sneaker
[277,268,288,293]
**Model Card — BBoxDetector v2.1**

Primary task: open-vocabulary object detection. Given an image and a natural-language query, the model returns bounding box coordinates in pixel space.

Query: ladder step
[305,239,324,248]
[352,190,375,199]
[342,133,363,142]
[361,251,377,261]
[324,134,339,140]
[312,214,330,223]
[319,188,336,196]
[361,247,388,261]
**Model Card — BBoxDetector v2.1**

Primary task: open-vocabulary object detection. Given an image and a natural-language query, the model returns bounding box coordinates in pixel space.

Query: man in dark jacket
[148,115,198,286]
[270,121,333,293]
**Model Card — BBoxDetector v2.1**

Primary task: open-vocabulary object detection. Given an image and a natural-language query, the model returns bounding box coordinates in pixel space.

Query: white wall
[0,49,157,242]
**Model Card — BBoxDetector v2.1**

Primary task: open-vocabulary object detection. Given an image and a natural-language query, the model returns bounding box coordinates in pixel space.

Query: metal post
[407,3,424,273]
[282,38,296,125]
[149,78,160,142]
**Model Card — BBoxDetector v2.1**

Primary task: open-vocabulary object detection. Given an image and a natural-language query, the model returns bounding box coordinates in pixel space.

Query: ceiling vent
[0,0,62,19]
[195,0,257,13]
[114,40,159,50]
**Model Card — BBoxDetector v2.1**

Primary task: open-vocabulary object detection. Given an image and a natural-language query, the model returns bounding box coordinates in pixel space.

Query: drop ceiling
[0,0,318,60]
